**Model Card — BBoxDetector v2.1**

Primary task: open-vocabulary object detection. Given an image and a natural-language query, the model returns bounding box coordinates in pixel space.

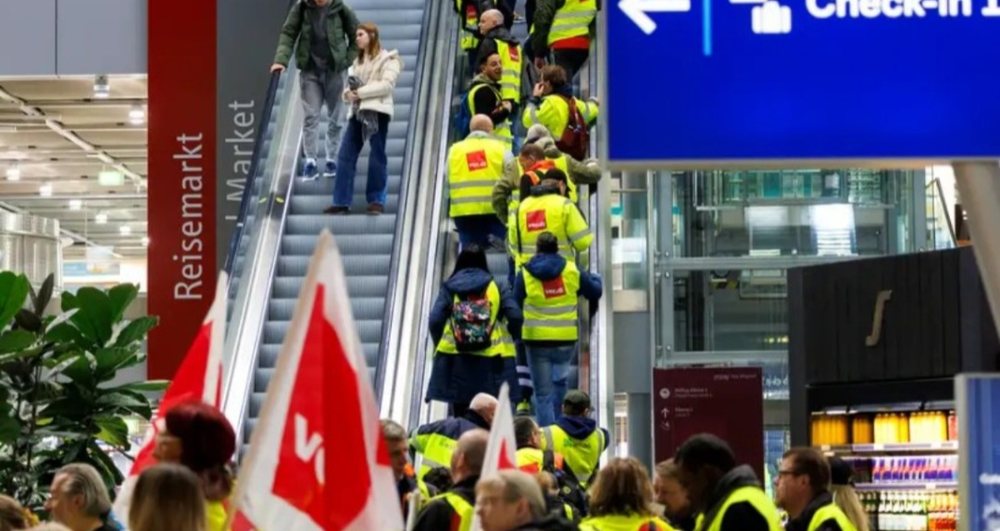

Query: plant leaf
[71,288,114,348]
[108,284,138,324]
[94,347,139,382]
[0,272,30,329]
[95,390,151,417]
[45,321,85,346]
[0,413,19,443]
[87,439,125,486]
[61,355,94,387]
[93,416,129,447]
[0,329,34,354]
[35,274,55,316]
[113,316,158,348]
[60,291,79,312]
[14,309,42,333]
[109,380,169,393]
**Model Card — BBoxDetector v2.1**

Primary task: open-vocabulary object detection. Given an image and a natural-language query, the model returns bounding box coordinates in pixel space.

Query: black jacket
[469,75,512,126]
[513,515,580,531]
[785,492,846,531]
[412,476,480,531]
[700,465,772,531]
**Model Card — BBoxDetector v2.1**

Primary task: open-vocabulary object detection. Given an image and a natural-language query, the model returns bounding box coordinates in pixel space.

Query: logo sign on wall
[957,374,1000,531]
[606,0,1000,166]
[654,367,764,480]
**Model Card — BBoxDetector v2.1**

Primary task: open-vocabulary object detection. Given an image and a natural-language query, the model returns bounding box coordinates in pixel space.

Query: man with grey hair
[410,393,498,481]
[476,470,575,531]
[413,429,490,531]
[44,463,116,531]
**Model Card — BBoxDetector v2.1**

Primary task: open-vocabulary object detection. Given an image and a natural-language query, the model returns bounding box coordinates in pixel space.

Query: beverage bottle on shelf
[947,411,957,441]
[898,413,910,443]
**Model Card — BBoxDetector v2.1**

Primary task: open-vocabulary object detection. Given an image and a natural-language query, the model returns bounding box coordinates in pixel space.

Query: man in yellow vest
[477,10,523,108]
[530,0,598,81]
[775,448,857,531]
[539,390,609,489]
[509,168,592,270]
[492,126,600,221]
[412,429,489,531]
[449,114,512,250]
[410,393,497,481]
[469,53,515,143]
[523,65,598,159]
[674,434,783,531]
[515,231,602,425]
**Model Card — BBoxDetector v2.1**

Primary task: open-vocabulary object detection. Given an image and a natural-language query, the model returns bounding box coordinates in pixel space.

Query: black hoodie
[699,465,772,531]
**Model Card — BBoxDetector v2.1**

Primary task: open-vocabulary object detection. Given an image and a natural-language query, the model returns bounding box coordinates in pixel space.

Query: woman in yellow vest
[427,247,524,414]
[580,458,677,531]
[152,400,236,531]
[514,231,602,426]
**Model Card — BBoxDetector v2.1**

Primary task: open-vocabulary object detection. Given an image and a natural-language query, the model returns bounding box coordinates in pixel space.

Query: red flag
[112,271,227,517]
[230,229,403,530]
[483,383,518,474]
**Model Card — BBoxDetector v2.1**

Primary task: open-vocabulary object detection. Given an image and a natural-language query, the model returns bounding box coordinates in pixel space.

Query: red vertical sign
[148,0,217,379]
[653,367,764,480]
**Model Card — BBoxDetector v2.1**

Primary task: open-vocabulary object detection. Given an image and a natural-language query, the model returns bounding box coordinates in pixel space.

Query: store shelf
[818,441,957,453]
[854,481,958,491]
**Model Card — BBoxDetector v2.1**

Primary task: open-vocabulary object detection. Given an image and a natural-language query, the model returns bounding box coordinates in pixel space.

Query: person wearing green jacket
[272,0,359,180]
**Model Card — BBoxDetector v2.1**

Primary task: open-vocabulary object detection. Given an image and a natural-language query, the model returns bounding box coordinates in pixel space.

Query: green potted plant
[0,272,165,509]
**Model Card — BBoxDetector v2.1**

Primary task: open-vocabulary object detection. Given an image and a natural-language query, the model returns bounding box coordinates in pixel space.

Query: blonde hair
[832,485,870,531]
[589,457,658,517]
[476,470,547,520]
[28,525,70,531]
[357,22,382,63]
[0,495,28,530]
[129,464,207,531]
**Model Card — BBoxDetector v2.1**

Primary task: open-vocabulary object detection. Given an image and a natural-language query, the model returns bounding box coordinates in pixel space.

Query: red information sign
[147,0,218,379]
[653,367,764,480]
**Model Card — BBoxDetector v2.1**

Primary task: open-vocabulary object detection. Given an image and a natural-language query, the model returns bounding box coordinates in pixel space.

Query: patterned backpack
[450,290,494,352]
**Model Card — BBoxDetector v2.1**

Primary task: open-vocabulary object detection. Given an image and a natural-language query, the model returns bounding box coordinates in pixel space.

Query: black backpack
[542,450,589,518]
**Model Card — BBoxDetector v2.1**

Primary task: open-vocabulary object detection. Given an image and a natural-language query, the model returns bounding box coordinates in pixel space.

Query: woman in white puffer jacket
[326,22,403,215]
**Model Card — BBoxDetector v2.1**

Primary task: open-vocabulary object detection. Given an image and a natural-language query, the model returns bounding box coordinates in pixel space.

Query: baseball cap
[563,390,592,412]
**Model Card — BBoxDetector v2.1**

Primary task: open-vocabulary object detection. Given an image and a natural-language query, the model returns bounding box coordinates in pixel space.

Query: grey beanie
[525,124,552,145]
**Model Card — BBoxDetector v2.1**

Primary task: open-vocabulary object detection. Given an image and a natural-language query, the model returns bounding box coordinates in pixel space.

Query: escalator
[222,0,434,453]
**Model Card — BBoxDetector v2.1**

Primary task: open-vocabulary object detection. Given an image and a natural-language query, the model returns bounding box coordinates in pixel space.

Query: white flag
[229,229,403,531]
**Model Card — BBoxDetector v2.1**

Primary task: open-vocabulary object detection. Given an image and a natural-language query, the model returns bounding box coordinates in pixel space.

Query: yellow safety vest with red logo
[448,133,507,217]
[522,259,581,341]
[549,0,598,45]
[514,155,577,204]
[510,193,592,268]
[495,39,523,104]
[457,0,485,51]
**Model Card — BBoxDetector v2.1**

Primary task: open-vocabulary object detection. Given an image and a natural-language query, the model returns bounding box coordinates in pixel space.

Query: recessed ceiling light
[6,166,20,181]
[38,184,53,197]
[95,212,108,224]
[141,236,150,247]
[129,105,145,125]
[98,170,124,186]
[68,199,82,210]
[119,225,132,236]
[93,75,110,99]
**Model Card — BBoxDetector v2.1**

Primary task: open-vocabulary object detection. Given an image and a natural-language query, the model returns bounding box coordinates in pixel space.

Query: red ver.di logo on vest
[509,46,520,61]
[542,277,567,298]
[526,210,547,231]
[466,150,488,171]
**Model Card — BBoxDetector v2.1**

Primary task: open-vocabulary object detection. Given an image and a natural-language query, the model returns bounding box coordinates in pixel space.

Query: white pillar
[952,162,1000,338]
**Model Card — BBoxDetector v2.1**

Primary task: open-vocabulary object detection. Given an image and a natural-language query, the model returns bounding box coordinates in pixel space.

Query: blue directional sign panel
[607,0,1000,165]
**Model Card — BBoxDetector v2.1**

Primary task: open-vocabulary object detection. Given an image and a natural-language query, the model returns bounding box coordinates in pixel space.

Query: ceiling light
[6,166,20,181]
[95,212,108,225]
[68,199,82,210]
[128,105,145,125]
[93,75,110,99]
[38,184,53,197]
[119,225,132,236]
[98,170,124,186]
[141,236,150,247]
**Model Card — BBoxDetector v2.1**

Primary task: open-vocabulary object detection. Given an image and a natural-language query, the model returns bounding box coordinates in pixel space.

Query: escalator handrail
[374,0,444,402]
[223,71,282,275]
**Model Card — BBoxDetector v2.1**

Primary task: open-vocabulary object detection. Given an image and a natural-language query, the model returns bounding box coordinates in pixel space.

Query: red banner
[147,0,217,379]
[653,367,764,480]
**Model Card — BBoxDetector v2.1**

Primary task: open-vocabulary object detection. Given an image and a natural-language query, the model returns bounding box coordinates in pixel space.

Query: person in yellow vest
[476,470,577,531]
[654,460,697,531]
[775,448,858,531]
[413,429,489,531]
[509,168,593,270]
[456,0,496,73]
[382,419,437,520]
[530,0,598,81]
[673,434,783,531]
[579,457,677,531]
[449,114,512,250]
[410,394,497,482]
[470,53,515,142]
[493,127,600,221]
[523,65,598,159]
[515,416,565,475]
[477,10,524,108]
[514,231,602,425]
[538,390,609,489]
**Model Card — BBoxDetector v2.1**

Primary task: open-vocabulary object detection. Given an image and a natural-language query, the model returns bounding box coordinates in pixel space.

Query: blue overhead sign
[606,0,1000,166]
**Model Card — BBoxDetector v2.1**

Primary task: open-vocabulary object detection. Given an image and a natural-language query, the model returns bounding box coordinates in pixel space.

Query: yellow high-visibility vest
[549,0,597,45]
[448,134,507,217]
[495,39,523,104]
[522,259,581,342]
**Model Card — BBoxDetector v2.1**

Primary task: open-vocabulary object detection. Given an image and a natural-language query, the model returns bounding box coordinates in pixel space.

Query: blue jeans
[526,343,577,426]
[453,214,506,251]
[333,112,390,207]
